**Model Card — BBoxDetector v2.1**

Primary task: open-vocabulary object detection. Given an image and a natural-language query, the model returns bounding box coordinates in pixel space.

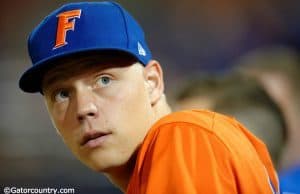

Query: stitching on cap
[110,2,129,49]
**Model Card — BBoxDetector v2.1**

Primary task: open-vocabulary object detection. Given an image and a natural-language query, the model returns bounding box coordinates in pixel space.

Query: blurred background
[1,0,300,193]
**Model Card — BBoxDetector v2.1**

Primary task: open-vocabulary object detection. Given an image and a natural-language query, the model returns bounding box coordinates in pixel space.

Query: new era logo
[138,42,146,56]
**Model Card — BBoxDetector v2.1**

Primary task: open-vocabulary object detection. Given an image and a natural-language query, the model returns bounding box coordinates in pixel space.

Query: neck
[105,149,138,192]
[105,95,172,192]
[153,94,172,119]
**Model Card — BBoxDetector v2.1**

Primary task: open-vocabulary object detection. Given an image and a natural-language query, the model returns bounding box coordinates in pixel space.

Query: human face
[42,58,156,173]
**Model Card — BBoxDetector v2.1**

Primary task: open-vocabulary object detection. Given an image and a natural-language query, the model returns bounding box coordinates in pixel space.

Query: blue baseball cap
[19,1,152,93]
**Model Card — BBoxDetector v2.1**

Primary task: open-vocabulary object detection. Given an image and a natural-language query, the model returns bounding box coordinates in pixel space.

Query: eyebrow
[42,55,139,92]
[42,71,70,91]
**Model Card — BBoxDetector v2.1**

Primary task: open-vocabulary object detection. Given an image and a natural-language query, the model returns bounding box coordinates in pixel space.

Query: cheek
[108,81,151,120]
[45,102,63,132]
[52,102,69,121]
[106,82,153,140]
[46,103,78,148]
[51,120,80,158]
[50,100,80,132]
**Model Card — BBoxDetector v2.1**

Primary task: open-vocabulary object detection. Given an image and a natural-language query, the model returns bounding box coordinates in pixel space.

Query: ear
[143,60,164,106]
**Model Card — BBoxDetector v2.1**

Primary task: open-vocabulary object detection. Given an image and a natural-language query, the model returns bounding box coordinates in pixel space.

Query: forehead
[42,52,138,87]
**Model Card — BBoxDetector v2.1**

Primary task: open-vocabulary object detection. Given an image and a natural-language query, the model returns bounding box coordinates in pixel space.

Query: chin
[77,147,132,174]
[77,157,109,173]
[91,163,109,173]
[82,153,124,173]
[88,160,125,174]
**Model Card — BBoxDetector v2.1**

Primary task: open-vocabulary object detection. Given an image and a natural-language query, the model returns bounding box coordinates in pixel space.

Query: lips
[80,130,111,147]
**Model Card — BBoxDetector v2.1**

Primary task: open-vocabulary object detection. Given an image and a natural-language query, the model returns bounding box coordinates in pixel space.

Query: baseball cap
[19,1,152,93]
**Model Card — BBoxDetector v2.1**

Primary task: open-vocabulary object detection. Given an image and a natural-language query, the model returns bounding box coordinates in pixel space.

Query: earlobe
[144,60,164,106]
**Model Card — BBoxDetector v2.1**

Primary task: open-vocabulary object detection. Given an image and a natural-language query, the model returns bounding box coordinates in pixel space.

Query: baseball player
[19,2,279,193]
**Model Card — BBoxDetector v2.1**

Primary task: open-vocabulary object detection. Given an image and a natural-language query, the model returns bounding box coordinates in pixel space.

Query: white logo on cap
[138,42,146,56]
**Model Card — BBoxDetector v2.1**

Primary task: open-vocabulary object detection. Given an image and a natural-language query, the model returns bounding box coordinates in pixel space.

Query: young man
[19,2,279,193]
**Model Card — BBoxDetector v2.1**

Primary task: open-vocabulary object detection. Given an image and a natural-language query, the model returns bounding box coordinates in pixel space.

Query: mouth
[80,130,112,148]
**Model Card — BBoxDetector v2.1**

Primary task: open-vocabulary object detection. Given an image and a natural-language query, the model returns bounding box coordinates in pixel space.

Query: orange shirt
[126,110,279,194]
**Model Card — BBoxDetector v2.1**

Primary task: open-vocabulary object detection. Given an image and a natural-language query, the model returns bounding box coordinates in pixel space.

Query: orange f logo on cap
[54,9,81,49]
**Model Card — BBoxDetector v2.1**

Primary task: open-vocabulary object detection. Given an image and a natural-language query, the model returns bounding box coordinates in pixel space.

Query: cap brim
[19,48,147,93]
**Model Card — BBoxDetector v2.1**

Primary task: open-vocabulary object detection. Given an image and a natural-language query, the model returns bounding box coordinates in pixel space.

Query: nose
[75,89,98,122]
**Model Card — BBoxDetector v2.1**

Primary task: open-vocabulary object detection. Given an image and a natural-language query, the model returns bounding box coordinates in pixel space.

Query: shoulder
[132,110,279,193]
[139,110,246,157]
[140,109,264,162]
[153,109,216,130]
[152,109,242,130]
[147,109,245,144]
[132,110,241,192]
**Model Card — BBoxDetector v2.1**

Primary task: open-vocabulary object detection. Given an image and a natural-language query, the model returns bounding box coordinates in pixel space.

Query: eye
[96,75,112,87]
[54,90,70,103]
